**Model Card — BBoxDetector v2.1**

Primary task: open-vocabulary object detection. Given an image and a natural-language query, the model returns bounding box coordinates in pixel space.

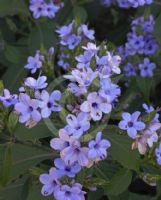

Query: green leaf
[104,168,132,196]
[21,178,31,200]
[4,45,26,64]
[73,6,87,23]
[154,13,161,45]
[88,188,104,200]
[27,185,53,200]
[14,121,53,141]
[2,63,27,92]
[0,177,27,200]
[136,77,153,101]
[7,112,18,134]
[28,21,57,54]
[105,129,140,170]
[0,0,29,17]
[0,145,12,186]
[11,143,54,179]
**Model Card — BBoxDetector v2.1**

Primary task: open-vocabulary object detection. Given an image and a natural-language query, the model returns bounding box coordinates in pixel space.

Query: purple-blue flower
[155,143,161,165]
[78,24,95,40]
[80,92,112,121]
[0,89,18,107]
[61,139,89,167]
[54,183,86,200]
[123,63,136,77]
[142,103,159,123]
[37,90,61,118]
[119,111,145,138]
[14,93,41,124]
[39,167,60,196]
[24,76,48,90]
[29,0,62,19]
[139,58,156,77]
[88,132,111,162]
[54,158,81,178]
[65,112,90,137]
[24,51,44,74]
[99,79,121,103]
[50,129,74,151]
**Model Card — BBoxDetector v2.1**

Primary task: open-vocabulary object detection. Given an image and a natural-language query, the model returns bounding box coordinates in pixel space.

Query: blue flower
[155,143,161,165]
[24,76,48,90]
[78,24,95,40]
[14,93,41,124]
[99,79,121,103]
[29,0,62,19]
[80,92,112,121]
[61,139,89,167]
[24,51,44,74]
[0,89,18,107]
[65,112,90,137]
[88,132,111,162]
[139,58,156,77]
[119,111,145,138]
[123,63,136,77]
[37,90,61,118]
[54,158,81,178]
[39,167,60,196]
[54,183,86,200]
[50,129,72,151]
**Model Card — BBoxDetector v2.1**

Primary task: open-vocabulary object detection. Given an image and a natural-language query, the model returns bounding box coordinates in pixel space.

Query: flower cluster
[0,48,62,128]
[39,42,122,199]
[102,0,153,8]
[119,103,161,165]
[56,22,95,69]
[29,0,64,19]
[118,15,159,78]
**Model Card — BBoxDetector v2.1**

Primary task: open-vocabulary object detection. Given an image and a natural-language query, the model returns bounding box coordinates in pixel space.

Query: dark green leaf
[104,168,132,196]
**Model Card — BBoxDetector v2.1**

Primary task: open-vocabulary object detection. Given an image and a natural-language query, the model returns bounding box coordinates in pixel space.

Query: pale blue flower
[119,111,145,138]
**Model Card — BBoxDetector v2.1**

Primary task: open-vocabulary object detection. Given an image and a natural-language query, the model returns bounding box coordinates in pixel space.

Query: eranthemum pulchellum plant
[1,0,161,199]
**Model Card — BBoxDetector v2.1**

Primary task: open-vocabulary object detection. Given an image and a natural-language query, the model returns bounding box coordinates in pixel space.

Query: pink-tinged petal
[31,110,41,122]
[131,111,141,122]
[149,123,161,131]
[39,174,50,184]
[80,101,90,112]
[19,114,30,123]
[118,120,127,130]
[127,127,137,138]
[99,103,112,114]
[134,121,145,130]
[138,142,147,155]
[122,112,131,121]
[59,129,70,141]
[41,107,51,118]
